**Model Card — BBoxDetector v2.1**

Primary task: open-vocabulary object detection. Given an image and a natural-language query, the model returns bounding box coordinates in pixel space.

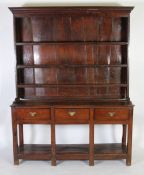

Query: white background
[0,0,144,173]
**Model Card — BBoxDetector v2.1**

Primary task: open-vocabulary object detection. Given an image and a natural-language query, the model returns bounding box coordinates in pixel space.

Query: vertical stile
[89,108,94,166]
[126,109,133,165]
[122,124,127,146]
[19,124,24,147]
[51,107,56,166]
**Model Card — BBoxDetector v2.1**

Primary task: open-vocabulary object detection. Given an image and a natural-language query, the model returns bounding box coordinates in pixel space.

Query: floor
[0,147,144,175]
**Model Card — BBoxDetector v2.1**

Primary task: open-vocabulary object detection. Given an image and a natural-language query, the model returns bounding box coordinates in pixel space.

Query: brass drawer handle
[29,112,37,117]
[68,111,76,117]
[107,112,116,117]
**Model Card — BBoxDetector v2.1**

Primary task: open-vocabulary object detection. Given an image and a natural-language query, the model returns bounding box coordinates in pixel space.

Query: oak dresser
[10,6,134,166]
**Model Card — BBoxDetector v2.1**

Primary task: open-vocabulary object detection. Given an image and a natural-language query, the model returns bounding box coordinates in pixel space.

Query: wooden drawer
[15,108,51,123]
[55,108,89,124]
[95,108,129,122]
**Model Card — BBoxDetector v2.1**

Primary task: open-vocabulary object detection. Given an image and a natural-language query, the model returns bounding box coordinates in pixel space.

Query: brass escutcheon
[107,112,116,117]
[29,112,37,117]
[68,111,76,117]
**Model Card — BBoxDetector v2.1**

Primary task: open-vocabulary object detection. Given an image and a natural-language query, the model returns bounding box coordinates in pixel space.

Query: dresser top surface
[11,100,133,108]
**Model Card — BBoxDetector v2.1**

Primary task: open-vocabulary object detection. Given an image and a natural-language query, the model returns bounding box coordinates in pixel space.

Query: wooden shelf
[16,41,128,46]
[17,64,128,68]
[17,83,128,88]
[18,144,51,160]
[18,96,129,102]
[18,144,127,160]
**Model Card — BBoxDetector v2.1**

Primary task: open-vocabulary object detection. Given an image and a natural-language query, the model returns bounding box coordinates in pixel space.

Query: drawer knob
[68,111,76,117]
[108,112,115,117]
[29,112,37,117]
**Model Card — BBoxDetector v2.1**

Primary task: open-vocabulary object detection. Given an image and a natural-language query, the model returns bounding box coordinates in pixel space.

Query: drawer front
[55,108,89,123]
[15,108,51,123]
[95,108,129,122]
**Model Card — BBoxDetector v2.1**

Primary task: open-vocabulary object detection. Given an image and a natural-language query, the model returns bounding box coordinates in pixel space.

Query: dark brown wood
[51,107,56,166]
[122,125,127,146]
[17,143,127,160]
[89,109,94,166]
[10,6,134,166]
[55,108,89,124]
[126,109,133,166]
[15,41,128,45]
[11,108,19,165]
[15,108,51,124]
[18,144,51,160]
[19,124,24,146]
[17,64,128,68]
[94,108,129,122]
[9,6,134,17]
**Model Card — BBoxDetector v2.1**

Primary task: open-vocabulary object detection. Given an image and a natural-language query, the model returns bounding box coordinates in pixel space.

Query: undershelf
[18,143,127,160]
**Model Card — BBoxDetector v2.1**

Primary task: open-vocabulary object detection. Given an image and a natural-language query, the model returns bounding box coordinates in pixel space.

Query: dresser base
[11,102,133,166]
